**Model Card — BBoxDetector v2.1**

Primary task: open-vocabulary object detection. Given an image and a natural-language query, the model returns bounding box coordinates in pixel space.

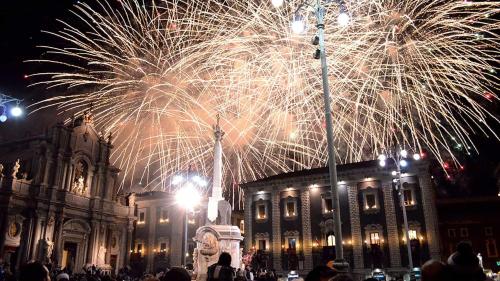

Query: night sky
[0,0,499,197]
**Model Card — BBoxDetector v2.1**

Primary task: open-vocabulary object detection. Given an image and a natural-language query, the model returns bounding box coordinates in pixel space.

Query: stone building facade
[0,111,135,274]
[131,192,206,273]
[241,160,440,276]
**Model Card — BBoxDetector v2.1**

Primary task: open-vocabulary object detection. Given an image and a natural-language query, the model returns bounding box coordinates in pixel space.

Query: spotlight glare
[413,153,421,160]
[379,160,386,167]
[271,0,283,8]
[400,159,408,167]
[400,150,408,158]
[10,105,23,117]
[292,18,305,34]
[337,12,350,26]
[0,114,6,122]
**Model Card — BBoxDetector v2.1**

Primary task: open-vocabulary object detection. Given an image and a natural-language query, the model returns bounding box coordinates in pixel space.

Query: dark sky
[0,0,76,100]
[0,0,499,197]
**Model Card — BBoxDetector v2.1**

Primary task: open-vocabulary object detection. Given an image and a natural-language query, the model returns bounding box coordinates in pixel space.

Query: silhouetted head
[19,262,50,281]
[218,252,232,267]
[162,267,190,281]
[305,265,337,281]
[422,260,450,281]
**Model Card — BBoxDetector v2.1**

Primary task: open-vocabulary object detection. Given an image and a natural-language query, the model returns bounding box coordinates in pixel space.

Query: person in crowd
[19,261,51,281]
[421,259,450,281]
[207,252,234,281]
[305,266,337,281]
[329,274,353,281]
[161,267,191,281]
[55,272,70,281]
[447,241,490,281]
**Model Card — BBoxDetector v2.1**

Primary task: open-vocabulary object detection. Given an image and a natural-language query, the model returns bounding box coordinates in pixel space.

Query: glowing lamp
[10,105,23,117]
[399,159,408,167]
[337,12,350,26]
[292,16,305,34]
[400,149,408,158]
[175,183,201,210]
[379,160,386,167]
[413,153,421,160]
[0,114,6,122]
[271,0,283,8]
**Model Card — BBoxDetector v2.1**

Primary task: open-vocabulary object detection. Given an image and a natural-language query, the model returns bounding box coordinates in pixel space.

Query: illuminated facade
[241,160,440,276]
[0,111,135,274]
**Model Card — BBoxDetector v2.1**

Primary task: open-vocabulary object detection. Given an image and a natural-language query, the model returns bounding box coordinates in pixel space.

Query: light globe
[271,0,283,8]
[10,105,23,117]
[292,18,305,34]
[337,12,350,26]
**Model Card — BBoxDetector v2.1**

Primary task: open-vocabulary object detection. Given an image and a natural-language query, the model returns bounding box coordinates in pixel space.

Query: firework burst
[29,0,500,194]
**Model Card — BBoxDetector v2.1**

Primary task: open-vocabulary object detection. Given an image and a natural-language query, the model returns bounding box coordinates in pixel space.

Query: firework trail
[28,0,500,194]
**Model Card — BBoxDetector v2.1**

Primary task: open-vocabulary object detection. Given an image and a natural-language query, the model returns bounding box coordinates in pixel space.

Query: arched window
[327,234,336,246]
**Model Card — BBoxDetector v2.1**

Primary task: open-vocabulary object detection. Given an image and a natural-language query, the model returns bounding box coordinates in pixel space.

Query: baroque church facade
[0,111,135,274]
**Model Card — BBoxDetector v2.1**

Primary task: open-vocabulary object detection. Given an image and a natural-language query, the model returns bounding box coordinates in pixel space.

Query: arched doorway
[60,219,90,273]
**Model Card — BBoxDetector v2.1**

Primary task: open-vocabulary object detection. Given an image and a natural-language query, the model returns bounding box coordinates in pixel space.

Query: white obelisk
[207,114,224,222]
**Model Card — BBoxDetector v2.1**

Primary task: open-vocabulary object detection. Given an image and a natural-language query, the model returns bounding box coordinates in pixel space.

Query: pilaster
[347,184,364,269]
[419,173,440,260]
[382,181,402,267]
[147,206,157,272]
[300,189,313,271]
[271,189,282,271]
[244,193,253,251]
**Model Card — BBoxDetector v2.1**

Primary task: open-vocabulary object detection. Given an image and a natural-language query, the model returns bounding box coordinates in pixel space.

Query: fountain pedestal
[193,225,243,281]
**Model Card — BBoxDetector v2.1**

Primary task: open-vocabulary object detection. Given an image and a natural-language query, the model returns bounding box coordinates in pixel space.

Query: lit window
[288,238,297,250]
[322,196,333,214]
[137,243,143,255]
[159,209,169,223]
[403,189,415,206]
[239,220,245,234]
[258,240,267,251]
[408,230,418,240]
[256,203,267,220]
[448,228,456,238]
[460,228,469,238]
[327,234,336,246]
[370,232,381,245]
[138,211,146,225]
[160,242,167,252]
[363,190,379,211]
[287,202,295,216]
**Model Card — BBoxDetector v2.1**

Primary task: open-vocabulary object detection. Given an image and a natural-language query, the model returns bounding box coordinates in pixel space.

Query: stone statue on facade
[0,163,4,177]
[72,176,86,195]
[97,245,107,266]
[40,238,54,264]
[127,192,136,207]
[11,159,20,179]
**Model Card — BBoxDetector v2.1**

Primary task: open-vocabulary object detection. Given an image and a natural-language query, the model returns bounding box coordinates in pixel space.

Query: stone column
[271,189,282,271]
[53,213,64,265]
[347,184,364,269]
[300,189,313,271]
[124,220,134,265]
[170,208,183,266]
[244,193,253,251]
[87,220,100,264]
[64,162,74,191]
[382,181,402,268]
[419,173,440,260]
[147,207,157,272]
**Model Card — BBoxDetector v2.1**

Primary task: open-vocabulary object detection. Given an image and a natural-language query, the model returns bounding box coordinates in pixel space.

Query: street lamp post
[0,94,24,122]
[173,172,206,266]
[378,149,421,270]
[277,0,350,269]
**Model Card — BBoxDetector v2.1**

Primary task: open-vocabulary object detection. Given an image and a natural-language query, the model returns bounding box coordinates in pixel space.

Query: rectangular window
[239,220,245,234]
[366,194,376,209]
[486,239,498,258]
[408,230,418,240]
[137,243,143,255]
[324,198,333,213]
[448,228,456,238]
[138,211,146,224]
[257,205,266,219]
[286,201,296,217]
[403,189,414,206]
[460,228,469,238]
[258,240,267,251]
[160,242,167,252]
[288,238,297,250]
[162,210,168,220]
[370,232,381,245]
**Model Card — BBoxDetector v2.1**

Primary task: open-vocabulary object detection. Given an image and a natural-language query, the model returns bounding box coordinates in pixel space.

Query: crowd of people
[0,241,495,281]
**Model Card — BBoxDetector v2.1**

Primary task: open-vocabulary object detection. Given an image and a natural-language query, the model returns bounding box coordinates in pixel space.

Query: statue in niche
[72,161,88,195]
[40,238,54,263]
[0,163,4,177]
[11,159,20,179]
[97,245,106,265]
